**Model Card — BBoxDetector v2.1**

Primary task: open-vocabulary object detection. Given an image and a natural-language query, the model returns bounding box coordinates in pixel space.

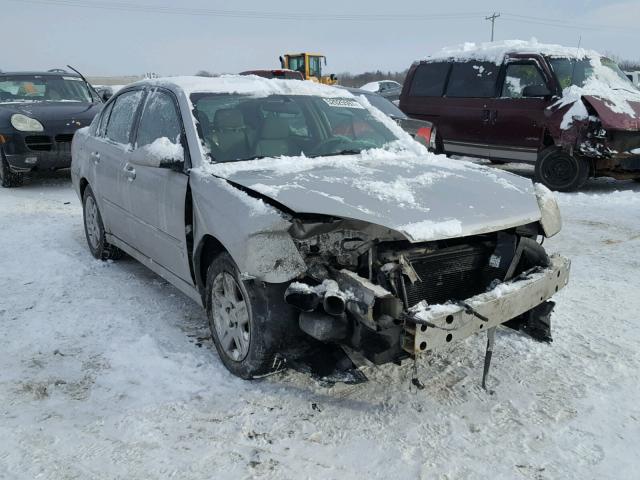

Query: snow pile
[398,218,463,241]
[138,75,351,100]
[143,137,184,163]
[427,38,602,64]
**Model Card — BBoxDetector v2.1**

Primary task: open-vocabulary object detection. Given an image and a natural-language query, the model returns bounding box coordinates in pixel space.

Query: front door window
[501,63,547,98]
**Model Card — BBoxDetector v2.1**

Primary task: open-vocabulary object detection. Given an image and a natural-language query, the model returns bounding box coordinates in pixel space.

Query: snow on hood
[202,149,542,243]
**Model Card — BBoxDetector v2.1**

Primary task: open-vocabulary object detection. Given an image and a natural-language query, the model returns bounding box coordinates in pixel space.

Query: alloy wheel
[211,272,251,362]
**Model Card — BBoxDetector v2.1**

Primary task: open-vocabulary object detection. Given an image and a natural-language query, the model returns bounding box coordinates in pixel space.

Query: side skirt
[106,233,204,307]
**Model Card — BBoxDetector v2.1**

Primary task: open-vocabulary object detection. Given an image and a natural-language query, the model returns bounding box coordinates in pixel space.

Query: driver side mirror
[522,84,552,98]
[101,91,113,102]
[130,137,185,172]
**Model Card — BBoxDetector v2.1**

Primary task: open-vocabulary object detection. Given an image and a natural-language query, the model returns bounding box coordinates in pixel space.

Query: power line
[6,0,486,21]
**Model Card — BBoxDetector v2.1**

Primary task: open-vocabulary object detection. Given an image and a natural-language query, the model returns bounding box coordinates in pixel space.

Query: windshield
[359,92,407,119]
[547,56,638,91]
[191,93,399,163]
[0,75,96,103]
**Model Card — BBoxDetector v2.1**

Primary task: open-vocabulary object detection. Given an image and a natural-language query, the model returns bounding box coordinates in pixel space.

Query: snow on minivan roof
[133,75,351,98]
[424,39,603,65]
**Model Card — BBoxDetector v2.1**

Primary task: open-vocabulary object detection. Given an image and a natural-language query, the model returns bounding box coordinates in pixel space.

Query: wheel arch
[194,234,228,299]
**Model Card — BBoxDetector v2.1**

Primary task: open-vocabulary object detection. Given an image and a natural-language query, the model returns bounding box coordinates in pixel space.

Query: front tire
[205,252,297,379]
[535,149,589,191]
[82,186,123,260]
[0,151,24,188]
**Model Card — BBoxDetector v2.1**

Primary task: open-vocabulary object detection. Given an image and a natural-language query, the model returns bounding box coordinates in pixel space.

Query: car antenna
[66,64,102,103]
[569,35,582,88]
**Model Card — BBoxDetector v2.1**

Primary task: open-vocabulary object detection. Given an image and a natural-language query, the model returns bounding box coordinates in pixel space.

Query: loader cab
[280,53,337,85]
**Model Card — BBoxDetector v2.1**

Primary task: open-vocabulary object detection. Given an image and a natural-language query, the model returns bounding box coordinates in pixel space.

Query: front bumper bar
[404,254,571,353]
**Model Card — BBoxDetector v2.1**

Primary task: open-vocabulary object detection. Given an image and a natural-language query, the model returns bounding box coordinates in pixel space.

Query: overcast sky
[3,0,639,76]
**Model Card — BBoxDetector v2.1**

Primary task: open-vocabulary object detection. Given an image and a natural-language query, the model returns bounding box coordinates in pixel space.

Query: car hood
[582,95,640,131]
[0,102,101,125]
[207,152,542,243]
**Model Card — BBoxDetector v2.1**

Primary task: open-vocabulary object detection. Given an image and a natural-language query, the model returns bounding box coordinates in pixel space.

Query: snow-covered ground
[1,166,639,479]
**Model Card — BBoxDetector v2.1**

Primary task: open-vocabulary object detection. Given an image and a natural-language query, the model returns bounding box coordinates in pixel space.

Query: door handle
[91,152,100,164]
[481,109,491,123]
[123,164,136,181]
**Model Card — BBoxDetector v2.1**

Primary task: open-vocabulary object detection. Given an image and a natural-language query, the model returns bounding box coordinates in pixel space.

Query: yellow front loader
[279,53,337,85]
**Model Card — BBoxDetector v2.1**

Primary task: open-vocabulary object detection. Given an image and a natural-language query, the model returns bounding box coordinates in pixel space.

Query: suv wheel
[82,186,123,260]
[535,150,589,192]
[205,252,297,379]
[0,152,24,188]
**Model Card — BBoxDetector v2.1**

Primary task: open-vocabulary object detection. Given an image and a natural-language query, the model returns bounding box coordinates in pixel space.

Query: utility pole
[485,12,500,42]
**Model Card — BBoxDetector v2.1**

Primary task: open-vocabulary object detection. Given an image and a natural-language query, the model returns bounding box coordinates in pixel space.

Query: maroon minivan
[400,41,640,191]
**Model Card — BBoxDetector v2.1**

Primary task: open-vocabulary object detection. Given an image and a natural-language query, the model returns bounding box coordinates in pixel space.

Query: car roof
[0,70,80,77]
[129,75,350,98]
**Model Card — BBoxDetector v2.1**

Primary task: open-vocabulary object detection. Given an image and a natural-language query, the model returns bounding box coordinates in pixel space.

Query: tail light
[416,126,437,151]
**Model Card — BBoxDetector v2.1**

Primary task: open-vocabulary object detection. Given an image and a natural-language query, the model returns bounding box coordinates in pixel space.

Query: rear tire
[0,152,24,188]
[82,186,123,260]
[534,149,589,192]
[205,252,298,379]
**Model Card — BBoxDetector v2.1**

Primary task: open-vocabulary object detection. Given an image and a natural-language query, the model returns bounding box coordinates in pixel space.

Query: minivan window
[409,62,450,97]
[105,90,144,145]
[136,90,182,147]
[501,63,547,98]
[445,61,498,98]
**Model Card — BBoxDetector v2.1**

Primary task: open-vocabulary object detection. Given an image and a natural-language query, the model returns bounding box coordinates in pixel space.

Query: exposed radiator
[398,243,497,307]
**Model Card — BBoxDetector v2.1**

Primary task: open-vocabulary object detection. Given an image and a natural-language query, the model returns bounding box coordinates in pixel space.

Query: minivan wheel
[535,150,589,192]
[0,152,24,188]
[82,186,123,260]
[205,252,297,379]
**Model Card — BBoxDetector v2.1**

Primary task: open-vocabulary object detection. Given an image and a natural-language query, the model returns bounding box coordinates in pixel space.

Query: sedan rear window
[445,61,498,98]
[191,94,398,162]
[409,63,450,97]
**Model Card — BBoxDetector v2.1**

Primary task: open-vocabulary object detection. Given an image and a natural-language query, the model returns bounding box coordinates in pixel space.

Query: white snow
[398,218,463,241]
[427,38,602,65]
[141,136,184,164]
[1,171,640,479]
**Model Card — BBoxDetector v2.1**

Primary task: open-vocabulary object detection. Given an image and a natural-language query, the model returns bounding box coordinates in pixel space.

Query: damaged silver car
[71,76,570,381]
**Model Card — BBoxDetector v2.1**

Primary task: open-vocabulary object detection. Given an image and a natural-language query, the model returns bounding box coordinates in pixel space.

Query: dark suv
[0,70,102,187]
[400,41,640,191]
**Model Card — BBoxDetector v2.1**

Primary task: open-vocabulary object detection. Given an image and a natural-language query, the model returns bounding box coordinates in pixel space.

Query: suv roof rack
[48,68,67,73]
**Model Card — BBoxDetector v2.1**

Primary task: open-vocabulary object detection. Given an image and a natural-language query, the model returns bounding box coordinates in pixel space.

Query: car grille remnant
[25,135,53,151]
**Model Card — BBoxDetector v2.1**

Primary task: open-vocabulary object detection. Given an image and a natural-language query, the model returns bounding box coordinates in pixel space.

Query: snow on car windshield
[548,56,638,91]
[190,93,399,163]
[0,75,94,103]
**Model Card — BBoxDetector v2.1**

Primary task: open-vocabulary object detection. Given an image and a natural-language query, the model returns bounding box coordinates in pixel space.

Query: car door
[486,59,552,162]
[122,88,193,284]
[439,60,500,157]
[93,89,145,240]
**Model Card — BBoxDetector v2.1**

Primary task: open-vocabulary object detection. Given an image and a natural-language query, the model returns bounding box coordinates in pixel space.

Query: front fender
[190,170,306,283]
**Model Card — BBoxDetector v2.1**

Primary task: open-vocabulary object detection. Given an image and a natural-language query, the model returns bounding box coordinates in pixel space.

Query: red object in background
[416,126,432,143]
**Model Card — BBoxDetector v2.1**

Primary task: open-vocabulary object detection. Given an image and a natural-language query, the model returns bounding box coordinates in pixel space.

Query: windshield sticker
[323,98,365,109]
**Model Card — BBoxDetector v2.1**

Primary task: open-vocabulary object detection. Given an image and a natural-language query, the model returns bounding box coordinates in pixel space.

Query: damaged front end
[555,97,640,180]
[284,217,571,369]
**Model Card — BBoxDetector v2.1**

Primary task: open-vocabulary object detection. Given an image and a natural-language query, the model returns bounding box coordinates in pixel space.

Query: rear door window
[105,89,144,145]
[501,63,547,98]
[445,61,499,98]
[409,63,450,97]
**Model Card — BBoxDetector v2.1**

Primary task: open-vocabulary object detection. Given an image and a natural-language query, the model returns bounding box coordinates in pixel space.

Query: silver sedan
[71,76,569,380]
